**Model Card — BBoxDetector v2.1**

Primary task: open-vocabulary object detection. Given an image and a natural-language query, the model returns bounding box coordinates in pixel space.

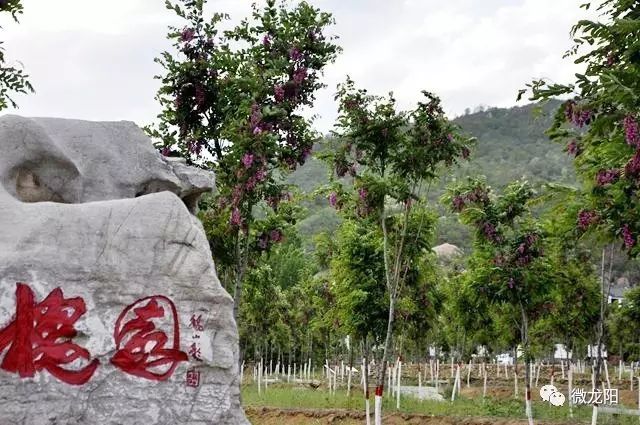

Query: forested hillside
[292,100,573,250]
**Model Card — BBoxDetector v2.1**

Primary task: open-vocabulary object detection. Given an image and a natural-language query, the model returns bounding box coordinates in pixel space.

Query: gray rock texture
[0,115,247,425]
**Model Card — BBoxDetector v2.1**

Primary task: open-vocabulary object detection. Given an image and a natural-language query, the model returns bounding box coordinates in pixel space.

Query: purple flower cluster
[577,209,599,231]
[513,233,540,267]
[181,28,195,43]
[289,47,303,61]
[358,187,368,201]
[343,99,359,111]
[270,229,283,243]
[452,187,489,212]
[452,195,466,212]
[625,151,640,178]
[161,146,171,157]
[187,140,202,155]
[566,140,580,157]
[328,192,338,208]
[623,115,639,147]
[255,167,267,182]
[481,221,501,243]
[293,67,308,85]
[262,35,272,47]
[242,153,254,169]
[274,85,285,102]
[622,224,635,249]
[230,208,242,227]
[195,84,206,109]
[508,277,515,289]
[596,169,620,186]
[565,101,592,128]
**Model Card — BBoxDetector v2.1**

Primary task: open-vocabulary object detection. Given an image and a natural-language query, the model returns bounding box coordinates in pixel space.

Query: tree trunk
[375,291,396,425]
[520,303,533,425]
[594,245,613,390]
[363,339,371,425]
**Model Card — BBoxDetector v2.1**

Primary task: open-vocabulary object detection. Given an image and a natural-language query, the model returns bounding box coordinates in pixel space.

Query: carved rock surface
[0,115,247,425]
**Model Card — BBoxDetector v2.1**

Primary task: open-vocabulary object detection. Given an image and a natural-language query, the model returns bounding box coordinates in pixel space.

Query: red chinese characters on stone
[110,295,187,381]
[190,314,204,332]
[185,368,200,388]
[188,342,202,361]
[0,283,100,385]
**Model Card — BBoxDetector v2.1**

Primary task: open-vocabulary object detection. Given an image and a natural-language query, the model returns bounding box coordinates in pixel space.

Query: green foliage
[608,285,640,361]
[524,0,640,255]
[0,0,34,110]
[329,220,388,343]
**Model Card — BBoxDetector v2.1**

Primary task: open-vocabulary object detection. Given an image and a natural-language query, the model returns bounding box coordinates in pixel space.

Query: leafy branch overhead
[0,0,34,110]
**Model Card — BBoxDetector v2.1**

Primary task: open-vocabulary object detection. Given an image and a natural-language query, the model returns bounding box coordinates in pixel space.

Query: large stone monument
[0,115,248,424]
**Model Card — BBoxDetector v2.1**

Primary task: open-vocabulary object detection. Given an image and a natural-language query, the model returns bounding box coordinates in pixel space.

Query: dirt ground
[245,407,579,425]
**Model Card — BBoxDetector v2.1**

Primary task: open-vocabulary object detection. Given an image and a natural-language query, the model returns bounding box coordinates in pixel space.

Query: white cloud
[2,0,593,133]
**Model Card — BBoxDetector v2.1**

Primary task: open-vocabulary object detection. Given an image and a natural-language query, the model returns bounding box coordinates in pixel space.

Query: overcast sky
[2,0,590,133]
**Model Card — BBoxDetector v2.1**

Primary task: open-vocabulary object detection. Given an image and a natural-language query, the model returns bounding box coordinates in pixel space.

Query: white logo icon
[540,384,565,406]
[540,385,557,402]
[549,391,566,406]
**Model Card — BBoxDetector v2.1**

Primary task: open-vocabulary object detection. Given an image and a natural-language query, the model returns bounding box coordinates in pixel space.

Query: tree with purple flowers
[146,0,340,324]
[520,0,640,401]
[0,0,34,110]
[521,1,640,256]
[325,77,474,424]
[445,178,555,425]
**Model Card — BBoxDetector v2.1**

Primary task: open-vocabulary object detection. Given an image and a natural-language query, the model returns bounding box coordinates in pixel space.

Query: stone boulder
[0,115,247,425]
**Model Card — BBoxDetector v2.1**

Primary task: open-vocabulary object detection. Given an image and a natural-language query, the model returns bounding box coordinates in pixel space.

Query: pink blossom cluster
[566,140,580,157]
[596,168,620,186]
[565,101,592,128]
[623,115,639,147]
[622,224,635,249]
[577,209,599,231]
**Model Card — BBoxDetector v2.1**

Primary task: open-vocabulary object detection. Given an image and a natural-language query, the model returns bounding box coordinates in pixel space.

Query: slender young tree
[325,78,473,424]
[445,178,554,425]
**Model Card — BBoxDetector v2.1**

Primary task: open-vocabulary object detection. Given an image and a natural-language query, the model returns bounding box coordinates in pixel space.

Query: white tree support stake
[388,366,392,397]
[258,359,262,395]
[347,363,352,397]
[451,357,455,378]
[362,357,371,425]
[619,360,623,381]
[450,365,458,402]
[396,360,402,410]
[482,367,487,400]
[568,364,574,418]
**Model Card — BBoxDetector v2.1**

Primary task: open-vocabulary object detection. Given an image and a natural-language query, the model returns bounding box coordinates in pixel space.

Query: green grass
[242,383,638,424]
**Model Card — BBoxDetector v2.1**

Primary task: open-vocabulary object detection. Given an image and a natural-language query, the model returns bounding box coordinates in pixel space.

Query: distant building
[432,243,463,259]
[554,344,572,360]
